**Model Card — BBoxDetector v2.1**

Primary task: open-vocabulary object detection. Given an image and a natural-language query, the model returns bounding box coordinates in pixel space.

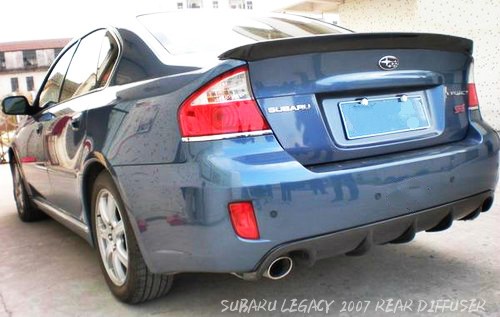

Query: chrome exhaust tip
[263,256,293,280]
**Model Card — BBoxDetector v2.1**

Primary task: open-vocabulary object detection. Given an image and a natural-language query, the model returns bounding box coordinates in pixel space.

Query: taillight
[467,60,479,110]
[228,201,260,240]
[468,83,479,110]
[178,66,270,141]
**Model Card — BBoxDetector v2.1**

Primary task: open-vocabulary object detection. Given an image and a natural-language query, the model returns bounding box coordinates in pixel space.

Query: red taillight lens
[178,66,270,139]
[228,201,260,240]
[467,60,479,110]
[468,83,479,110]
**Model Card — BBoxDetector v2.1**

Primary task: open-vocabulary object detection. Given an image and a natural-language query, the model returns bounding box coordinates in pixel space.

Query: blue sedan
[2,11,498,303]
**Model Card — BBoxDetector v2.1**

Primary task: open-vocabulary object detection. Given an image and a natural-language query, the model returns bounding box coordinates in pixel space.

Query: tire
[91,171,174,304]
[11,163,45,222]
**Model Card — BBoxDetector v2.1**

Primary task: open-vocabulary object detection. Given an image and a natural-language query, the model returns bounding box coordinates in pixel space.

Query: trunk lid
[221,33,473,166]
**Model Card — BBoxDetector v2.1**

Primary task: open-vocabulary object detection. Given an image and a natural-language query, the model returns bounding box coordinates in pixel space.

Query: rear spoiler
[219,33,473,61]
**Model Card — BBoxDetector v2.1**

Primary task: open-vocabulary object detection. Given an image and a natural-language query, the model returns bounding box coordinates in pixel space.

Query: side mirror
[1,96,31,115]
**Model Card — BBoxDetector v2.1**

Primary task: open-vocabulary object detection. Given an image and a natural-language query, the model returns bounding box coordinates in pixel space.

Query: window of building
[246,1,253,9]
[60,30,106,101]
[26,76,35,91]
[36,49,56,67]
[4,51,23,70]
[23,50,37,68]
[0,52,5,70]
[229,0,244,9]
[10,77,19,92]
[177,2,183,9]
[54,48,63,58]
[188,0,201,8]
[213,1,218,8]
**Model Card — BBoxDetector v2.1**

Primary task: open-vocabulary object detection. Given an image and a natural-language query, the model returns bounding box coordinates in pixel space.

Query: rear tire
[91,171,174,304]
[11,163,45,222]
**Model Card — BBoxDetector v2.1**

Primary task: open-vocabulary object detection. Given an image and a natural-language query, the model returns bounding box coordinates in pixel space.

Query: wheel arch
[81,155,113,247]
[80,154,149,267]
[7,146,33,196]
[7,147,15,171]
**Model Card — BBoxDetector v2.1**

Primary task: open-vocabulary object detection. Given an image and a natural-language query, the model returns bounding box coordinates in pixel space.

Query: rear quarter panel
[81,59,245,265]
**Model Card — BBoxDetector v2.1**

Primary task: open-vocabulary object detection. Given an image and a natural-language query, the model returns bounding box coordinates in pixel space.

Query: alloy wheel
[13,166,25,212]
[95,189,129,286]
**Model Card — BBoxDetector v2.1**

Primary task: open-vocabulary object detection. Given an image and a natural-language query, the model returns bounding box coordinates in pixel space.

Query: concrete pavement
[0,163,499,317]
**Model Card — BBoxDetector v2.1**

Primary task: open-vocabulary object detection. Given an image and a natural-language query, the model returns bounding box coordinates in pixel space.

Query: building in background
[164,0,257,10]
[0,38,70,163]
[151,0,310,12]
[279,0,340,23]
[0,38,69,101]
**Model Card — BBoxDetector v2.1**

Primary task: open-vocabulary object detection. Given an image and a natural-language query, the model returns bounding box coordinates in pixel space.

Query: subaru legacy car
[2,11,498,303]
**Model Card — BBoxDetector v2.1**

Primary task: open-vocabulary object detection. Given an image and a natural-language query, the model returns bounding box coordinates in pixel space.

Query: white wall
[338,0,500,129]
[0,71,47,101]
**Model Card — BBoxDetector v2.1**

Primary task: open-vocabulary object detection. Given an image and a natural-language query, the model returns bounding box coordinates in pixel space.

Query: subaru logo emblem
[378,56,399,70]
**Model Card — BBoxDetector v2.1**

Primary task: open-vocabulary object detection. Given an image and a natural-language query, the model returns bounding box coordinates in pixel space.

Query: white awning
[282,0,343,13]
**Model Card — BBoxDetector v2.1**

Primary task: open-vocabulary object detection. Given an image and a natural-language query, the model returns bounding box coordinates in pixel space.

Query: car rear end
[127,12,499,276]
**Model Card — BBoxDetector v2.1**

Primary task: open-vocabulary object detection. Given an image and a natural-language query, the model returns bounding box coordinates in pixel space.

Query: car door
[15,43,77,201]
[44,29,119,217]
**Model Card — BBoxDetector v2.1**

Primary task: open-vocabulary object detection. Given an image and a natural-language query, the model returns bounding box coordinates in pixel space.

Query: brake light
[178,66,270,140]
[228,201,260,240]
[468,83,479,110]
[467,60,479,110]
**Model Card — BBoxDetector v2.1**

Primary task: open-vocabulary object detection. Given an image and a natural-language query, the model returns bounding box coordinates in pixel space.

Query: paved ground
[0,164,499,317]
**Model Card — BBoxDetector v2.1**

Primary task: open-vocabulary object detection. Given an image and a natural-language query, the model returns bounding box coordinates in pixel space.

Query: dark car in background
[2,11,498,303]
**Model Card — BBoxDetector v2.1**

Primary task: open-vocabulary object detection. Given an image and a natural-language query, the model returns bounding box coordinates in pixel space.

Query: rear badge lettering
[446,88,468,96]
[267,103,311,114]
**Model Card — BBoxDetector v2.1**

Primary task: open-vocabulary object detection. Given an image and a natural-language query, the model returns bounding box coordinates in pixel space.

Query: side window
[38,44,77,107]
[96,31,119,88]
[60,30,106,102]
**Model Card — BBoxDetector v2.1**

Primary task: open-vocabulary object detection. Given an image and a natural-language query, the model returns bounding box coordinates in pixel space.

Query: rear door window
[60,30,106,102]
[96,31,119,88]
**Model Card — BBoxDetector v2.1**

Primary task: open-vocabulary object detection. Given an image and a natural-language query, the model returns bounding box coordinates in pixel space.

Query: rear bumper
[112,121,499,274]
[237,190,494,280]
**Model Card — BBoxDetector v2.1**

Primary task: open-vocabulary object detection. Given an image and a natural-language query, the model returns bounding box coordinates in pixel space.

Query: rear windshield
[137,12,348,55]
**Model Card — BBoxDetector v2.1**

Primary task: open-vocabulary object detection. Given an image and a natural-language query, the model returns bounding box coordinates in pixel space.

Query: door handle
[71,113,82,131]
[35,123,43,135]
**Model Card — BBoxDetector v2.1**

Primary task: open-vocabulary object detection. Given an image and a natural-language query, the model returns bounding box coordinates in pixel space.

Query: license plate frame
[338,95,431,140]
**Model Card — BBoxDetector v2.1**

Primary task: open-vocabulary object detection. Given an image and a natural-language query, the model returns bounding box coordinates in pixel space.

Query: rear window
[137,12,348,55]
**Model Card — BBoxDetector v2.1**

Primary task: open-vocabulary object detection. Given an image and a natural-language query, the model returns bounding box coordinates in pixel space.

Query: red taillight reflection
[228,201,260,240]
[20,156,36,163]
